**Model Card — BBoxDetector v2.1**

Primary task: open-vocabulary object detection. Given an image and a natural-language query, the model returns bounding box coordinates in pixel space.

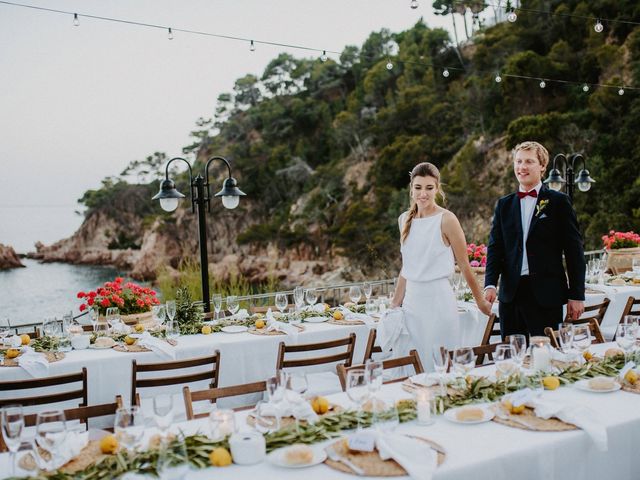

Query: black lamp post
[152,156,245,313]
[543,153,596,201]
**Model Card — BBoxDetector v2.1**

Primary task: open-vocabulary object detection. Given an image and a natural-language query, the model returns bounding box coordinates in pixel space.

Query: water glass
[286,373,308,400]
[616,324,635,360]
[34,410,67,471]
[365,359,384,394]
[371,401,399,433]
[362,282,372,300]
[209,409,236,441]
[166,301,176,323]
[166,320,180,341]
[88,307,99,332]
[152,305,167,325]
[211,294,222,321]
[432,345,449,395]
[0,320,11,346]
[495,344,517,377]
[452,347,476,376]
[558,323,575,352]
[156,439,189,480]
[573,325,591,352]
[42,317,60,337]
[114,406,144,452]
[365,300,378,316]
[632,258,640,275]
[304,288,318,307]
[226,296,239,317]
[348,286,362,304]
[153,394,174,434]
[2,405,24,477]
[346,369,368,411]
[252,401,278,433]
[508,334,527,369]
[288,308,301,327]
[105,307,120,329]
[275,293,288,314]
[293,286,305,311]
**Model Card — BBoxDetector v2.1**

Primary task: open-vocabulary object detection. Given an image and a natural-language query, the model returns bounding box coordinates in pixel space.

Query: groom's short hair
[513,141,549,170]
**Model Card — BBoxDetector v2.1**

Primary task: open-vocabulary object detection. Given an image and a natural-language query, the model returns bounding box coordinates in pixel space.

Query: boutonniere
[535,199,549,217]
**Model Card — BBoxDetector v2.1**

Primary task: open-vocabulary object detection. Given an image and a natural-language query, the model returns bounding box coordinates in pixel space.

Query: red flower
[77,291,86,299]
[115,277,124,283]
[87,297,95,306]
[79,304,87,311]
[100,298,111,307]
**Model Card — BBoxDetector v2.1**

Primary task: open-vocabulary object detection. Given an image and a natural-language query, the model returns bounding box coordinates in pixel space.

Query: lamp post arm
[570,153,586,171]
[551,153,566,172]
[165,157,196,213]
[204,156,233,213]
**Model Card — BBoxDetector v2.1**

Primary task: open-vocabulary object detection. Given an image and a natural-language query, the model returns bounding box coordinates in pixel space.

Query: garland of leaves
[30,336,61,352]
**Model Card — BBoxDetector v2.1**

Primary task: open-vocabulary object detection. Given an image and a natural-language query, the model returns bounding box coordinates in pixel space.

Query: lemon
[20,334,30,346]
[255,319,265,329]
[5,349,20,359]
[582,351,593,361]
[311,396,330,414]
[332,311,344,321]
[605,348,624,358]
[503,399,525,414]
[624,370,638,385]
[209,447,232,467]
[542,376,560,390]
[124,336,135,346]
[201,325,212,335]
[323,303,330,312]
[100,434,118,454]
[134,324,145,333]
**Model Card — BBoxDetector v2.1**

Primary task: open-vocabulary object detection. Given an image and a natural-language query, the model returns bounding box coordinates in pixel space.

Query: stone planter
[606,247,640,275]
[100,311,153,326]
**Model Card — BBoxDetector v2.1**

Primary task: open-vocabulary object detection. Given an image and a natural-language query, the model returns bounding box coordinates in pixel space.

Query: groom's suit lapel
[509,194,523,239]
[527,185,549,239]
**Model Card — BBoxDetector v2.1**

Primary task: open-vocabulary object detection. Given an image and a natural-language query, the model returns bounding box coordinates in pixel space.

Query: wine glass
[114,406,144,452]
[452,347,476,376]
[166,301,176,324]
[362,282,373,301]
[509,334,527,371]
[304,288,317,307]
[0,318,11,346]
[371,401,399,434]
[348,286,362,304]
[293,286,305,311]
[346,369,368,429]
[156,438,189,480]
[286,373,308,402]
[365,300,378,317]
[166,319,180,342]
[558,323,575,353]
[616,324,635,361]
[252,401,278,433]
[432,345,449,396]
[2,405,23,477]
[365,359,384,395]
[226,296,239,318]
[632,258,640,275]
[34,410,66,472]
[211,294,222,321]
[152,305,166,325]
[88,307,100,332]
[153,394,174,436]
[42,317,59,337]
[495,344,517,377]
[573,325,591,353]
[275,293,288,315]
[209,409,235,441]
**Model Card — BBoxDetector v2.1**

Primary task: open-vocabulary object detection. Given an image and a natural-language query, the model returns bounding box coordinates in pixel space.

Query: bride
[391,162,492,369]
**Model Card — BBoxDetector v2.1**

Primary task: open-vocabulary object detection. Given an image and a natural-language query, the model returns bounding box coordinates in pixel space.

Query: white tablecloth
[584,284,639,339]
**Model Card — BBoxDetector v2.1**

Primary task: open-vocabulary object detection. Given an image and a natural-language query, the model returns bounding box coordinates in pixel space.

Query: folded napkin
[231,309,250,320]
[302,304,327,314]
[265,309,299,336]
[410,372,456,387]
[550,349,584,365]
[336,306,375,324]
[259,391,318,423]
[17,347,49,377]
[36,430,88,470]
[111,322,132,334]
[137,332,176,359]
[376,308,410,355]
[376,432,437,480]
[7,335,22,348]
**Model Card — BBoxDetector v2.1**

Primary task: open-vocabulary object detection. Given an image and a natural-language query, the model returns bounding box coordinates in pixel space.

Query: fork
[326,444,365,475]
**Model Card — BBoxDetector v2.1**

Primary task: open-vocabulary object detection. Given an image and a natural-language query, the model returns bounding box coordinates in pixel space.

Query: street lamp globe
[152,179,185,212]
[544,168,565,191]
[159,197,180,212]
[221,195,240,209]
[215,177,246,210]
[575,169,595,192]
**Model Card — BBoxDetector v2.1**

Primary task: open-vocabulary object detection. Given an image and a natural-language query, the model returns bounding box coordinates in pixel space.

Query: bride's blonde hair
[401,162,445,243]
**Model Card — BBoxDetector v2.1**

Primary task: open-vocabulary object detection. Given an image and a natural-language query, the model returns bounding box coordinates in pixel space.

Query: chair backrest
[479,314,500,345]
[472,343,504,366]
[0,367,87,409]
[544,318,605,349]
[276,333,356,370]
[131,351,220,406]
[566,298,610,324]
[617,296,640,337]
[336,350,424,391]
[182,381,267,419]
[363,329,382,362]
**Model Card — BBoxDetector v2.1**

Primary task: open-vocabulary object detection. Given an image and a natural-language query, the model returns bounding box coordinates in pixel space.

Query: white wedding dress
[399,212,459,371]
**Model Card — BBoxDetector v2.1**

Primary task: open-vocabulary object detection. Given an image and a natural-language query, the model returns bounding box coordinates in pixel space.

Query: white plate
[444,406,494,424]
[574,379,621,393]
[303,316,329,323]
[88,344,114,350]
[221,325,248,334]
[267,446,327,468]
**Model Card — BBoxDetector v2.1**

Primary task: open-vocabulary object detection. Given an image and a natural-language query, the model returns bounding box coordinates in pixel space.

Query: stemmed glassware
[348,286,362,304]
[166,301,176,326]
[252,401,279,433]
[286,373,308,401]
[88,307,100,332]
[495,344,517,377]
[153,394,174,437]
[304,288,318,307]
[573,325,591,353]
[114,406,144,453]
[293,287,305,311]
[0,318,11,346]
[34,410,67,472]
[365,359,383,397]
[346,369,368,430]
[432,345,449,396]
[42,317,60,337]
[371,401,399,434]
[452,347,476,377]
[152,305,167,325]
[362,282,373,301]
[275,293,288,315]
[558,323,575,353]
[211,294,222,322]
[226,296,239,318]
[2,405,24,477]
[632,258,640,276]
[265,372,287,430]
[616,324,635,362]
[105,307,121,331]
[509,334,527,372]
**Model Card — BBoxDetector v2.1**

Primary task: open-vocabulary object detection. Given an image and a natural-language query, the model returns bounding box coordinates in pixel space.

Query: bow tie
[517,190,538,199]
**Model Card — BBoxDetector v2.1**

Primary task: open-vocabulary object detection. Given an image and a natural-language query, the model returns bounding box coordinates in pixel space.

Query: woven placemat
[113,338,177,353]
[19,439,109,474]
[621,382,640,394]
[1,351,65,367]
[247,325,306,336]
[324,436,445,476]
[492,404,577,431]
[246,403,342,428]
[328,319,365,326]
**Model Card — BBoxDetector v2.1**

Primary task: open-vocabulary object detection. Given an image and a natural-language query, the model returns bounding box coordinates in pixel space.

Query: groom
[484,141,585,338]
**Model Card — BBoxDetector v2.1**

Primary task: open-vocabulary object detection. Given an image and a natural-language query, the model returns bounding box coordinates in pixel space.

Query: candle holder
[413,388,435,425]
[530,336,552,372]
[209,409,236,441]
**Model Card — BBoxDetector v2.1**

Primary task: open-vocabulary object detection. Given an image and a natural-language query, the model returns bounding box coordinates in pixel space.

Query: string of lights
[1,0,637,92]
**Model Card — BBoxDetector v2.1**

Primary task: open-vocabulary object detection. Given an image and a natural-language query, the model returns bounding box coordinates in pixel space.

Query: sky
[0,0,457,252]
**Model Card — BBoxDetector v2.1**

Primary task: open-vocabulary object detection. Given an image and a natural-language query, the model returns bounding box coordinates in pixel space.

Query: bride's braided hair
[401,162,445,243]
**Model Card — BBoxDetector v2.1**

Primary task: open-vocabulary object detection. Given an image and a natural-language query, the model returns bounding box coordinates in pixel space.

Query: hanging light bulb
[539,79,546,89]
[582,84,590,92]
[507,8,517,23]
[250,40,256,52]
[442,68,450,78]
[386,61,394,70]
[410,0,419,9]
[168,28,173,40]
[495,73,502,83]
[73,13,79,27]
[618,87,625,96]
[320,50,328,62]
[594,19,604,33]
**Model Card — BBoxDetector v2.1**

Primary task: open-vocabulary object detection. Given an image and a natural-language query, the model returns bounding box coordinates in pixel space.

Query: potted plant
[602,230,640,274]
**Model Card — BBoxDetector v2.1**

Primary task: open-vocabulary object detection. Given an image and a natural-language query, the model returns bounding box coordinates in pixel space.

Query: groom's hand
[567,300,585,320]
[484,287,497,304]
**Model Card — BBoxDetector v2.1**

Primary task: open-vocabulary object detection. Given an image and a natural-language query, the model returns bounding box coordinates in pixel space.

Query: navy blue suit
[485,185,586,337]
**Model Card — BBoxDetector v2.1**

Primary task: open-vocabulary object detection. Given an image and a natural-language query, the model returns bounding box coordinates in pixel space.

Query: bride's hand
[477,299,492,316]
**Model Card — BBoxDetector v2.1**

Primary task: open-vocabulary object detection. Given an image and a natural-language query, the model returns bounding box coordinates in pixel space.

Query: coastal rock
[0,244,24,269]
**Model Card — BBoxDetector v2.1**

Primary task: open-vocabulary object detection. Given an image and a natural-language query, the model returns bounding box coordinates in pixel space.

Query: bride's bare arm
[391,275,406,308]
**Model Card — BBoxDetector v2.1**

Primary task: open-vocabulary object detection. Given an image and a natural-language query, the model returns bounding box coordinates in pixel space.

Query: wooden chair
[131,351,220,406]
[363,329,382,362]
[337,350,424,391]
[479,314,500,344]
[566,298,610,324]
[276,333,356,371]
[615,296,640,339]
[183,381,267,419]
[0,368,87,409]
[544,318,605,349]
[472,342,504,366]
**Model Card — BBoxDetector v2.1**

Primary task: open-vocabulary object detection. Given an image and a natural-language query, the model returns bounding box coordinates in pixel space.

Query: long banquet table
[1,342,637,480]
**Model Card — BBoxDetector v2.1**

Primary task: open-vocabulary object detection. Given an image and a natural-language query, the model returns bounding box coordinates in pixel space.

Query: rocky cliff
[0,244,24,269]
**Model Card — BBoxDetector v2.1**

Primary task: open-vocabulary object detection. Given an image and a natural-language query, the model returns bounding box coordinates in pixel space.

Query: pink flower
[470,260,480,267]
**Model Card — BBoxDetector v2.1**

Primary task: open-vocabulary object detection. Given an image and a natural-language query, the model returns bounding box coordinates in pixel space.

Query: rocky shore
[0,244,24,269]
